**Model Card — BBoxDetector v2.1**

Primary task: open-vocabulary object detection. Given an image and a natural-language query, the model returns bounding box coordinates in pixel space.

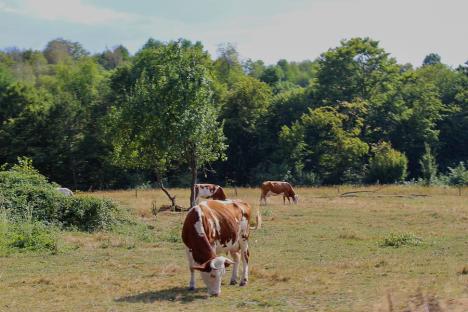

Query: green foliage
[280,105,369,184]
[0,36,466,187]
[315,37,400,105]
[422,53,441,66]
[109,40,226,205]
[379,233,422,248]
[221,75,272,182]
[419,143,438,185]
[446,162,468,186]
[0,220,58,253]
[0,159,123,231]
[43,38,89,64]
[367,142,408,183]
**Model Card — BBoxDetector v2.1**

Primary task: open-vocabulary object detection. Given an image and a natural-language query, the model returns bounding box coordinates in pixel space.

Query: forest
[0,37,467,190]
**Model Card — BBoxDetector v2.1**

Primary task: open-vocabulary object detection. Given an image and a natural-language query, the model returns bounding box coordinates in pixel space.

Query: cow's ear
[223,257,234,268]
[212,256,234,269]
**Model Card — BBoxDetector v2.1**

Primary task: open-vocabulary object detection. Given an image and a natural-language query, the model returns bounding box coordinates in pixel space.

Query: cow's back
[202,200,251,244]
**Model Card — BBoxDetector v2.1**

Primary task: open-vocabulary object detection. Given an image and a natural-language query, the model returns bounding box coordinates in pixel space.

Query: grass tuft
[379,233,423,248]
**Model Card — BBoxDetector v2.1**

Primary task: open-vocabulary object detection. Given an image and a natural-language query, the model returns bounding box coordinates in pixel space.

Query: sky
[0,0,467,66]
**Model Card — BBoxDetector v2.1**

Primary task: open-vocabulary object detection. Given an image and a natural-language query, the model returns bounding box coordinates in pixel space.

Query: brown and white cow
[260,181,298,205]
[194,184,227,203]
[181,199,260,296]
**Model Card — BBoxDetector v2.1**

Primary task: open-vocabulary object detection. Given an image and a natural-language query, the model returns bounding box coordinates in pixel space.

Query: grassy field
[1,186,467,311]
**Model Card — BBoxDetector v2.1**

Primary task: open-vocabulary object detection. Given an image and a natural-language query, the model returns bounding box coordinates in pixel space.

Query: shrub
[0,158,124,231]
[379,233,422,248]
[419,143,438,185]
[366,142,408,183]
[446,162,468,186]
[0,212,58,254]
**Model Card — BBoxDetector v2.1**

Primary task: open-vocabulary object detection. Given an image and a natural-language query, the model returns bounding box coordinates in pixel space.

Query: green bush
[379,233,422,248]
[366,142,408,183]
[0,213,58,254]
[0,158,124,231]
[447,162,468,186]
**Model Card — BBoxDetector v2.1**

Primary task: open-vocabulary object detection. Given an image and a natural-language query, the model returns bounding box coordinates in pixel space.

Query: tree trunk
[155,169,176,208]
[189,155,198,208]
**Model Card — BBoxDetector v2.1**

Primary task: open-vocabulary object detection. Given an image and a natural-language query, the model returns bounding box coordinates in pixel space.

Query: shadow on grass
[115,287,208,303]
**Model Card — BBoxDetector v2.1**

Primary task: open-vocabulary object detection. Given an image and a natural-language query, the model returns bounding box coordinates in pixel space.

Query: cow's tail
[250,206,262,230]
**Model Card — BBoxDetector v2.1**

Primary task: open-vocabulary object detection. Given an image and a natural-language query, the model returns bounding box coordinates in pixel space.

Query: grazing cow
[56,187,74,196]
[194,184,227,203]
[260,181,298,205]
[182,199,261,296]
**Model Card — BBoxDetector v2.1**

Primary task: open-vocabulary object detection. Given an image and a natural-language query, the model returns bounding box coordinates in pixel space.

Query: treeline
[0,37,467,189]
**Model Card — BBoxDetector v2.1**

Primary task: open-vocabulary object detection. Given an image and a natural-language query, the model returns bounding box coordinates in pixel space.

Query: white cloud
[1,0,134,25]
[194,0,468,66]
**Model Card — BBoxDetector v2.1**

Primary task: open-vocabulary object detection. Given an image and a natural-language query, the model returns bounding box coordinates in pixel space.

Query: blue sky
[0,0,467,66]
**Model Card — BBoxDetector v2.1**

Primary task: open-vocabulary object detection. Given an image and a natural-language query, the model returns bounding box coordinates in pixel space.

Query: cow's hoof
[239,280,247,286]
[188,286,195,291]
[230,280,237,285]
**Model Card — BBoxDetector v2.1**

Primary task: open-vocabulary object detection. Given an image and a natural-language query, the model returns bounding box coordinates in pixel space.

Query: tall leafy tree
[109,40,226,207]
[315,37,400,105]
[280,105,369,184]
[220,75,272,183]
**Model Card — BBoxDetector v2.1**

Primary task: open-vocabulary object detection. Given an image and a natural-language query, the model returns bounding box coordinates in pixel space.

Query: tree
[220,76,272,183]
[419,143,437,185]
[367,141,408,183]
[315,37,400,106]
[214,43,244,86]
[109,40,226,207]
[422,53,441,66]
[280,105,369,184]
[96,45,130,70]
[43,38,89,64]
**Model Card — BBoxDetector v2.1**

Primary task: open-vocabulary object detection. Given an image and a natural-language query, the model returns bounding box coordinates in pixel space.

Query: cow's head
[192,256,234,296]
[293,194,299,204]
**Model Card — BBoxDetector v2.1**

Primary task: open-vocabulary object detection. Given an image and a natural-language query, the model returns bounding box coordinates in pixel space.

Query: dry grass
[0,185,467,311]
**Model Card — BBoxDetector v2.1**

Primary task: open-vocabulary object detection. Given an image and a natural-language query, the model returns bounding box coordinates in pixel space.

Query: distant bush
[0,158,124,231]
[379,233,422,248]
[446,162,468,186]
[366,142,408,184]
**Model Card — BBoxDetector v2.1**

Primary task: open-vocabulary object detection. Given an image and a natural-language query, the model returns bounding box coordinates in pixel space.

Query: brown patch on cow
[181,208,216,265]
[243,250,249,263]
[212,187,227,200]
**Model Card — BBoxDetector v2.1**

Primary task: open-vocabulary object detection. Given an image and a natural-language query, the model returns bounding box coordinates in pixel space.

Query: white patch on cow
[239,216,248,233]
[193,206,205,237]
[207,219,216,238]
[198,186,218,198]
[215,239,239,254]
[214,199,233,204]
[212,214,221,236]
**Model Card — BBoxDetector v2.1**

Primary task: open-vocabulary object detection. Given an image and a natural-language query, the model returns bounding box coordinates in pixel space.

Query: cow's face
[293,195,299,204]
[195,256,233,296]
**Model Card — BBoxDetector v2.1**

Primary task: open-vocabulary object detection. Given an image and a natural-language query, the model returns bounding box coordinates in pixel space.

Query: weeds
[0,217,58,255]
[379,233,423,248]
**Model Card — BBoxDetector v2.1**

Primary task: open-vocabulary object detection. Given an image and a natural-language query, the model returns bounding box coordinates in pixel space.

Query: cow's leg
[239,239,249,286]
[283,195,286,205]
[229,250,241,285]
[260,194,265,206]
[185,249,196,290]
